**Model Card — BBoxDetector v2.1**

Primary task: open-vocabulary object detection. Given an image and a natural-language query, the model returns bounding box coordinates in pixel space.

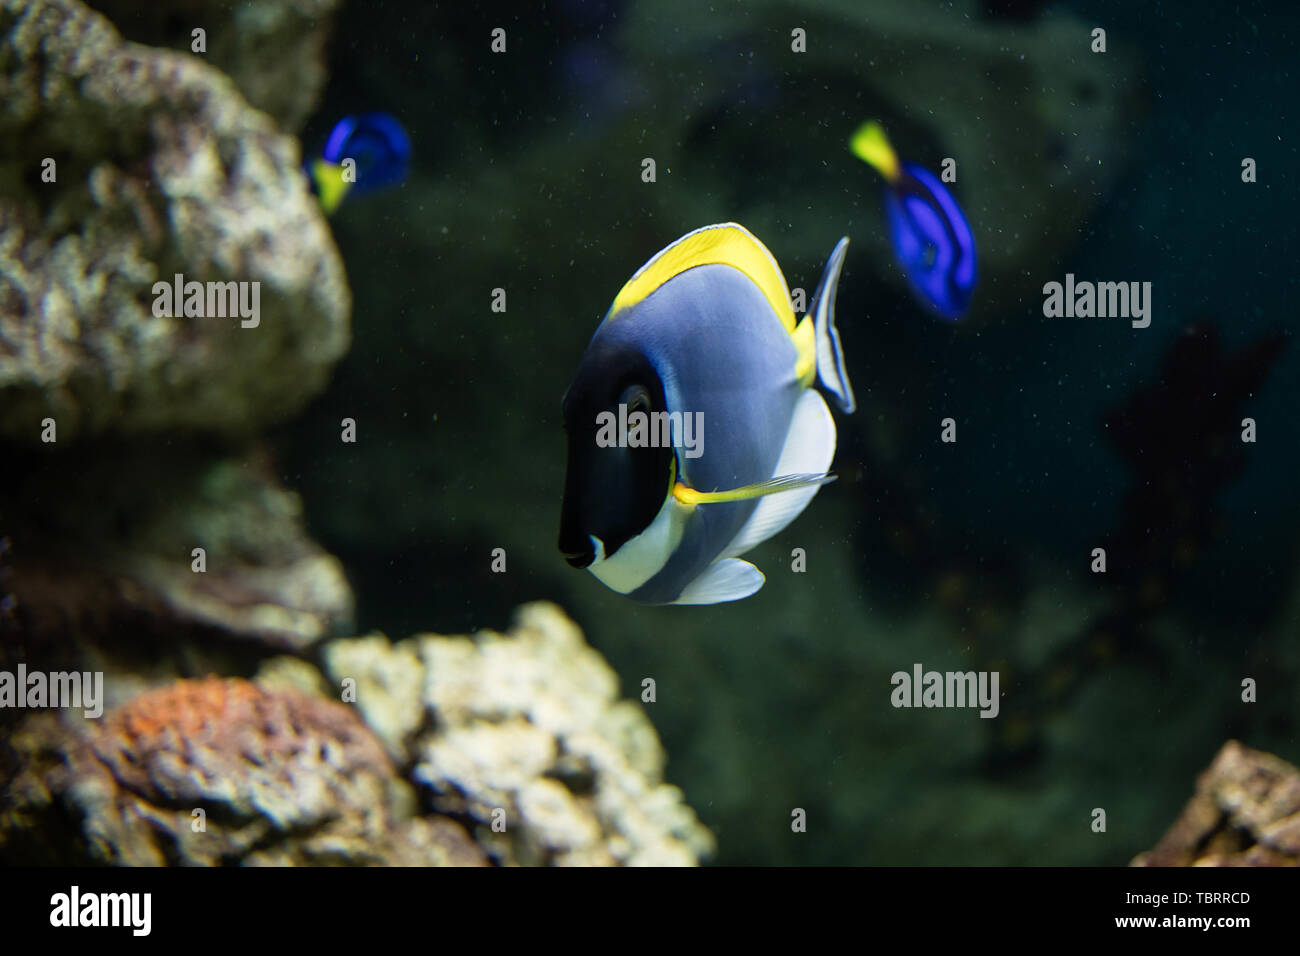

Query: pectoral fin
[673,558,766,605]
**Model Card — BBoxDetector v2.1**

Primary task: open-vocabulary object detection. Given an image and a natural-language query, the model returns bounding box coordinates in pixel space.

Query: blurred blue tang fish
[850,122,976,319]
[308,113,411,214]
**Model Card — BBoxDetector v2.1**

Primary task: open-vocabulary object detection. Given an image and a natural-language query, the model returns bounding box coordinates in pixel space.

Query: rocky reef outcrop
[84,0,343,132]
[2,677,487,865]
[0,605,714,866]
[4,444,353,656]
[1133,741,1300,867]
[0,0,353,650]
[0,0,349,442]
[324,603,716,866]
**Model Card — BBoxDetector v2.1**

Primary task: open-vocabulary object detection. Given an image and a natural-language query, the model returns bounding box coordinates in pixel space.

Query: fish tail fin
[310,159,352,215]
[849,121,902,185]
[809,236,856,414]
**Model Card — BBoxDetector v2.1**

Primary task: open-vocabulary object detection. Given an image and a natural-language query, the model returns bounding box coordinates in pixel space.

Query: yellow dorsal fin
[849,121,902,185]
[608,223,799,334]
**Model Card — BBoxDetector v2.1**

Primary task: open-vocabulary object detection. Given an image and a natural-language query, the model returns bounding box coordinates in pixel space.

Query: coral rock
[323,602,716,866]
[0,0,349,441]
[1132,741,1300,867]
[0,678,486,866]
[85,0,343,131]
[3,445,354,651]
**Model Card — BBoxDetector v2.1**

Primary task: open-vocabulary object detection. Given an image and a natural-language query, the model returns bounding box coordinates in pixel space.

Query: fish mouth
[563,549,594,569]
[559,528,600,569]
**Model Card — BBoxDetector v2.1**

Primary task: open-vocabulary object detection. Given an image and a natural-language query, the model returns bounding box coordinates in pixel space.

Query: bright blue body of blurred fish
[850,122,976,319]
[307,113,411,214]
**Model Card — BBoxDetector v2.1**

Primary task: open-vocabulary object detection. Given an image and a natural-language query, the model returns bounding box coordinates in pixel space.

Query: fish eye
[619,383,651,413]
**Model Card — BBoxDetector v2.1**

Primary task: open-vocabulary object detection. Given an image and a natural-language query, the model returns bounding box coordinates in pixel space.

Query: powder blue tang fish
[558,223,856,605]
[850,122,976,319]
[308,113,411,214]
